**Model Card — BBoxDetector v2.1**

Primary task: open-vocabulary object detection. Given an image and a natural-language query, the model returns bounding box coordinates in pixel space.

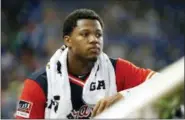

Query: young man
[15,9,156,119]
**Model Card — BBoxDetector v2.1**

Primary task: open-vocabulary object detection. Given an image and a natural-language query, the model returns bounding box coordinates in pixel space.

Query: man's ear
[64,35,72,48]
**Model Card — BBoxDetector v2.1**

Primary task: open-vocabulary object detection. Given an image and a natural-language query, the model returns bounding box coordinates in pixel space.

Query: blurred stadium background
[1,0,184,119]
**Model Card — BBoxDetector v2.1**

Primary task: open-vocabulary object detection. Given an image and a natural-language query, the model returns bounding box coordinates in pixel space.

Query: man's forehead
[76,19,102,31]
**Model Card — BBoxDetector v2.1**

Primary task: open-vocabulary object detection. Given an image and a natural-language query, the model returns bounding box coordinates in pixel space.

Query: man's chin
[87,56,98,62]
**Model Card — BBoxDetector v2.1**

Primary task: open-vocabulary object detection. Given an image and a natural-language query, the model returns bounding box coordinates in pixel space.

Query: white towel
[45,48,117,119]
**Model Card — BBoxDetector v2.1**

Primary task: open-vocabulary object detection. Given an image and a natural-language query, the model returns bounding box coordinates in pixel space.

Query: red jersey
[15,58,155,119]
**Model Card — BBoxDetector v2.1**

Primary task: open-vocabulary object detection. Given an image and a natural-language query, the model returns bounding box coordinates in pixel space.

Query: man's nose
[89,35,99,43]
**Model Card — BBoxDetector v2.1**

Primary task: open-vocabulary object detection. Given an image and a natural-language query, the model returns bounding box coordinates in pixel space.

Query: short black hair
[63,8,104,37]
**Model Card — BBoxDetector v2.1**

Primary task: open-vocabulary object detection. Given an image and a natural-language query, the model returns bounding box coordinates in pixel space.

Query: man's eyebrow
[79,28,102,32]
[96,29,102,32]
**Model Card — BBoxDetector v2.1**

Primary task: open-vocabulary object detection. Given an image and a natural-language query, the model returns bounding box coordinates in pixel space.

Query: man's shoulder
[28,67,46,80]
[27,67,47,96]
[109,58,117,69]
[109,57,135,69]
[109,57,129,66]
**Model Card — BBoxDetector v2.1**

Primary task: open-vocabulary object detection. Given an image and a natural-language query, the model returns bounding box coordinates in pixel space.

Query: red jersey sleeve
[15,79,46,119]
[115,58,156,92]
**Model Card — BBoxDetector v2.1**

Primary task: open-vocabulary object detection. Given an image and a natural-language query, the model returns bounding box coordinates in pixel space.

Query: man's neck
[67,52,94,76]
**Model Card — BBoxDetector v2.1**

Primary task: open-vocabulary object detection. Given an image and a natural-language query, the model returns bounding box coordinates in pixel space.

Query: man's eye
[96,33,102,38]
[81,33,89,37]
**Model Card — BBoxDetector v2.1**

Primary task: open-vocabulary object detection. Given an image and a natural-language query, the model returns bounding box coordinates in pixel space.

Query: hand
[91,93,123,118]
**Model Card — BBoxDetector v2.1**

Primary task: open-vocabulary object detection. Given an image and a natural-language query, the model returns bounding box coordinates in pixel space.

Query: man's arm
[15,79,46,119]
[91,58,156,117]
[116,58,156,91]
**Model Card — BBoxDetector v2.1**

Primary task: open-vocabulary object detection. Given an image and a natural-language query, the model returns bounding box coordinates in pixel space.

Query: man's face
[65,19,103,61]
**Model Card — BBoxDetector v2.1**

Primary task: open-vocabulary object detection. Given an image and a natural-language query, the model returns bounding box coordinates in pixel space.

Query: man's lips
[89,47,100,53]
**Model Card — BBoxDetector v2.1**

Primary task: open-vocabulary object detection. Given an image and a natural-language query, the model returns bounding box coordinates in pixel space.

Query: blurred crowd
[1,0,184,118]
